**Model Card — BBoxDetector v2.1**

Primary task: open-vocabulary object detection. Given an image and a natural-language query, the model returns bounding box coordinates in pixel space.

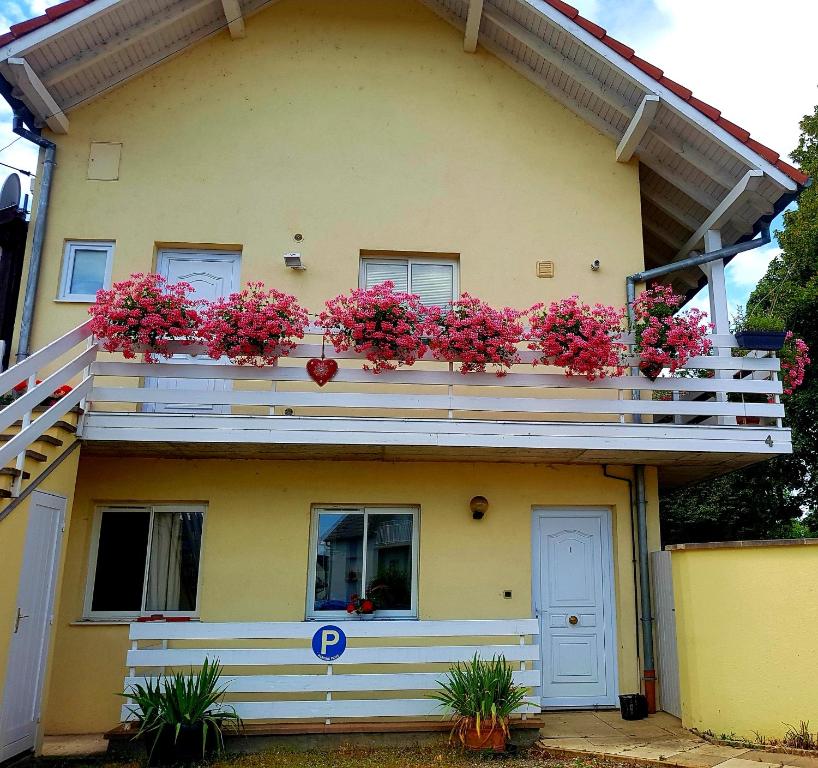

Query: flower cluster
[346,594,375,615]
[427,294,524,375]
[319,281,429,373]
[1,379,72,409]
[781,332,810,395]
[526,296,625,380]
[88,273,200,362]
[630,285,712,379]
[199,282,308,367]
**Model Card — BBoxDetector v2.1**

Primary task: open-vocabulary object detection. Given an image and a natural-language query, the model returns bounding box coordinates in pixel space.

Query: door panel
[0,492,65,761]
[534,509,617,707]
[148,251,240,413]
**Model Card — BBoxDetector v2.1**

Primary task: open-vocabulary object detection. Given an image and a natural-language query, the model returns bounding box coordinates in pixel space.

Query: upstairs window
[84,504,204,619]
[58,240,114,301]
[360,254,458,307]
[308,506,419,619]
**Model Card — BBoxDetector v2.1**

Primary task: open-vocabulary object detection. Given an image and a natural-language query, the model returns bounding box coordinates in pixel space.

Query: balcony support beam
[463,0,484,52]
[616,95,659,163]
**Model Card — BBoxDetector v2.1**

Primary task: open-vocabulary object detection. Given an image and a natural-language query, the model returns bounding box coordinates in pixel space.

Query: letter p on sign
[312,625,346,661]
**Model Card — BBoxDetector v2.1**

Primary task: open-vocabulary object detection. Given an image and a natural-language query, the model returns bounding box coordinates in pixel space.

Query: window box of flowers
[198,281,308,366]
[426,293,524,375]
[319,282,429,373]
[88,273,200,362]
[526,295,625,380]
[630,285,712,380]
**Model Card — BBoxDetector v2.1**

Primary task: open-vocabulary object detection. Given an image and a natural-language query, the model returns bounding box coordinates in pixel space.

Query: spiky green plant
[122,657,242,761]
[429,654,527,747]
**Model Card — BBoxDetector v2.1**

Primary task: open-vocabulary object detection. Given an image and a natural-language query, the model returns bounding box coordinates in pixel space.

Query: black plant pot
[145,724,216,766]
[734,330,787,351]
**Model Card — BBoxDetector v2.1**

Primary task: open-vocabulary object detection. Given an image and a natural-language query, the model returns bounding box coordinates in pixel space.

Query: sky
[0,0,816,318]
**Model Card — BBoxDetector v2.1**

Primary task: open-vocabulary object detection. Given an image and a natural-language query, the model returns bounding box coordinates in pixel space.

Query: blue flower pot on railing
[734,330,787,351]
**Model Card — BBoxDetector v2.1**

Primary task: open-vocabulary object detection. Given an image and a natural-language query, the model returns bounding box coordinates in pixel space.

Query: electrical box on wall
[536,260,555,278]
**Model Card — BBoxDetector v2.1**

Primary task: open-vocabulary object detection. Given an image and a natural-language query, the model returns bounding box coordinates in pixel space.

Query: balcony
[0,321,791,490]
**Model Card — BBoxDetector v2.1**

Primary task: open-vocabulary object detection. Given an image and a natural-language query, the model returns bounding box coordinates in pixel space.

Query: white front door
[532,508,617,707]
[0,492,66,761]
[148,250,240,413]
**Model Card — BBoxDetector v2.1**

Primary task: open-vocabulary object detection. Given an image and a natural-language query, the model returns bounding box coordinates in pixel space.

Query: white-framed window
[83,504,205,620]
[307,506,419,620]
[58,240,114,301]
[360,255,458,307]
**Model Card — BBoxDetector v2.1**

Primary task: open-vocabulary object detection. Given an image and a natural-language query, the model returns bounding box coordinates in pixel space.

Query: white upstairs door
[148,250,240,413]
[533,508,618,707]
[0,492,66,761]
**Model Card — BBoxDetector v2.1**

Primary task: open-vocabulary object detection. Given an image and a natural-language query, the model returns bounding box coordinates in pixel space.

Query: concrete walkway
[537,711,818,768]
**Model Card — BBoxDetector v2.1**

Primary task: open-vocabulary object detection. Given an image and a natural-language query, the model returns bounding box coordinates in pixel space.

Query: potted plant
[345,588,386,619]
[122,657,241,766]
[733,309,787,351]
[198,281,309,367]
[526,295,625,380]
[88,272,201,362]
[319,281,429,373]
[426,293,524,375]
[430,654,527,753]
[630,284,712,380]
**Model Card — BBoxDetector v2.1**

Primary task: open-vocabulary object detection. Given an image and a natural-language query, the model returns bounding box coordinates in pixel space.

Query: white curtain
[146,511,182,611]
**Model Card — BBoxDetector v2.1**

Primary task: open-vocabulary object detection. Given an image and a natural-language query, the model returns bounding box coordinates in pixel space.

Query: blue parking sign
[312,625,346,661]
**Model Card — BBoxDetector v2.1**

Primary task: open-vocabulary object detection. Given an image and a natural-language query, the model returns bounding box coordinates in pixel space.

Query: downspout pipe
[11,114,56,362]
[623,221,771,715]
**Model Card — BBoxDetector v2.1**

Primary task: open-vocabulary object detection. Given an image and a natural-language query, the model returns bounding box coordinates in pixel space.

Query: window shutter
[410,263,455,307]
[362,261,409,292]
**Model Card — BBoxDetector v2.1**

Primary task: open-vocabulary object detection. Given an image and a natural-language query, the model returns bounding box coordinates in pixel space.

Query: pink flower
[526,295,625,380]
[88,273,200,362]
[630,285,712,374]
[319,282,430,373]
[198,282,308,367]
[781,332,810,395]
[426,294,523,375]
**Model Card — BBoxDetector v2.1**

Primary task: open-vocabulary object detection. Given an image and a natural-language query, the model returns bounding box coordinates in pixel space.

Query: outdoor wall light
[590,259,601,271]
[470,495,489,520]
[284,252,306,270]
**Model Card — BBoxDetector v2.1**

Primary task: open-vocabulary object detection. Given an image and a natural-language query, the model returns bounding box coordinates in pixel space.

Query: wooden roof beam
[648,124,738,190]
[4,57,68,133]
[676,170,765,259]
[463,0,484,52]
[42,0,214,87]
[640,186,702,232]
[643,218,685,251]
[640,153,723,211]
[221,0,245,39]
[616,95,659,162]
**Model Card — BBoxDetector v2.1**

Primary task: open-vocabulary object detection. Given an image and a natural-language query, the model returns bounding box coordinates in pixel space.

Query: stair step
[0,468,31,479]
[0,488,12,499]
[0,433,63,447]
[11,418,77,433]
[25,449,47,463]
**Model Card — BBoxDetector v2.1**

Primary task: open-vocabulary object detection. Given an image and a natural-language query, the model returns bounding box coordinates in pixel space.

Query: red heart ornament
[306,358,338,387]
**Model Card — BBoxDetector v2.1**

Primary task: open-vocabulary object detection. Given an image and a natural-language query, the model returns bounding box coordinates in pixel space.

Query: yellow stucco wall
[671,544,818,739]
[43,456,660,733]
[0,447,81,743]
[15,0,644,356]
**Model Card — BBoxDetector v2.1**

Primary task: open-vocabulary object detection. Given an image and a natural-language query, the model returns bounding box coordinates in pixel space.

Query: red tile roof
[0,0,809,186]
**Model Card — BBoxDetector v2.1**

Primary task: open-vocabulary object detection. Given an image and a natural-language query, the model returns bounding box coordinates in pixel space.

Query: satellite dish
[0,173,22,212]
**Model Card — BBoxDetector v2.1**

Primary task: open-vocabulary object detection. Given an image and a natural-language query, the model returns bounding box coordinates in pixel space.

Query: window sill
[305,616,418,622]
[72,617,200,625]
[54,298,98,304]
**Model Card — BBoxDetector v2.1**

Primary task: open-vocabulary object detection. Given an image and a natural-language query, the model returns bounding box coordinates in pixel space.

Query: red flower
[51,384,73,399]
[346,603,355,614]
[360,599,374,614]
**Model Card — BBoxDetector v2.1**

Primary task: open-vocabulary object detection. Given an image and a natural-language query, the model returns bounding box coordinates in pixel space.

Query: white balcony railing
[0,322,791,470]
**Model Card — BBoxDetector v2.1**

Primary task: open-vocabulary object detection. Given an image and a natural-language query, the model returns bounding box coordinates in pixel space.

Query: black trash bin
[619,693,648,720]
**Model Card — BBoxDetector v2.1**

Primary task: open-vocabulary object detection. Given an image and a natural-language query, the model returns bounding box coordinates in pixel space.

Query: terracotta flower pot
[462,722,507,752]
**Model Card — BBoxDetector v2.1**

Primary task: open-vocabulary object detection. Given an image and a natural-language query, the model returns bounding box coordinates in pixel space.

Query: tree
[661,102,818,544]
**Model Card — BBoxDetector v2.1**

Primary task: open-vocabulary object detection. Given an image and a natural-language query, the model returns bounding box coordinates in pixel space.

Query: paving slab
[41,734,108,758]
[745,752,818,768]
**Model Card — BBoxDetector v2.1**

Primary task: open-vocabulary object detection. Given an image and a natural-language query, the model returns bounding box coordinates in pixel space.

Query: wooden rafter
[4,57,68,133]
[221,0,246,39]
[463,0,484,52]
[616,95,659,162]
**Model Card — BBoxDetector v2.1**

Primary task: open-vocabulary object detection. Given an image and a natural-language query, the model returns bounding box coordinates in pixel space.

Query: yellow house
[0,0,808,758]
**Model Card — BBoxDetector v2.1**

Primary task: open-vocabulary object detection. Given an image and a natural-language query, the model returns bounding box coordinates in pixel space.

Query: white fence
[123,619,541,723]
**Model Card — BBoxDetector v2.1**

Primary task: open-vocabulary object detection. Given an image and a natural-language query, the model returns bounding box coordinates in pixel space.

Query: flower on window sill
[345,594,376,615]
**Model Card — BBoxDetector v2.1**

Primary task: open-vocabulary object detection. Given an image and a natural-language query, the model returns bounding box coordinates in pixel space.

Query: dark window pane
[145,510,203,611]
[69,248,107,295]
[313,512,363,612]
[366,514,413,611]
[91,510,150,612]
